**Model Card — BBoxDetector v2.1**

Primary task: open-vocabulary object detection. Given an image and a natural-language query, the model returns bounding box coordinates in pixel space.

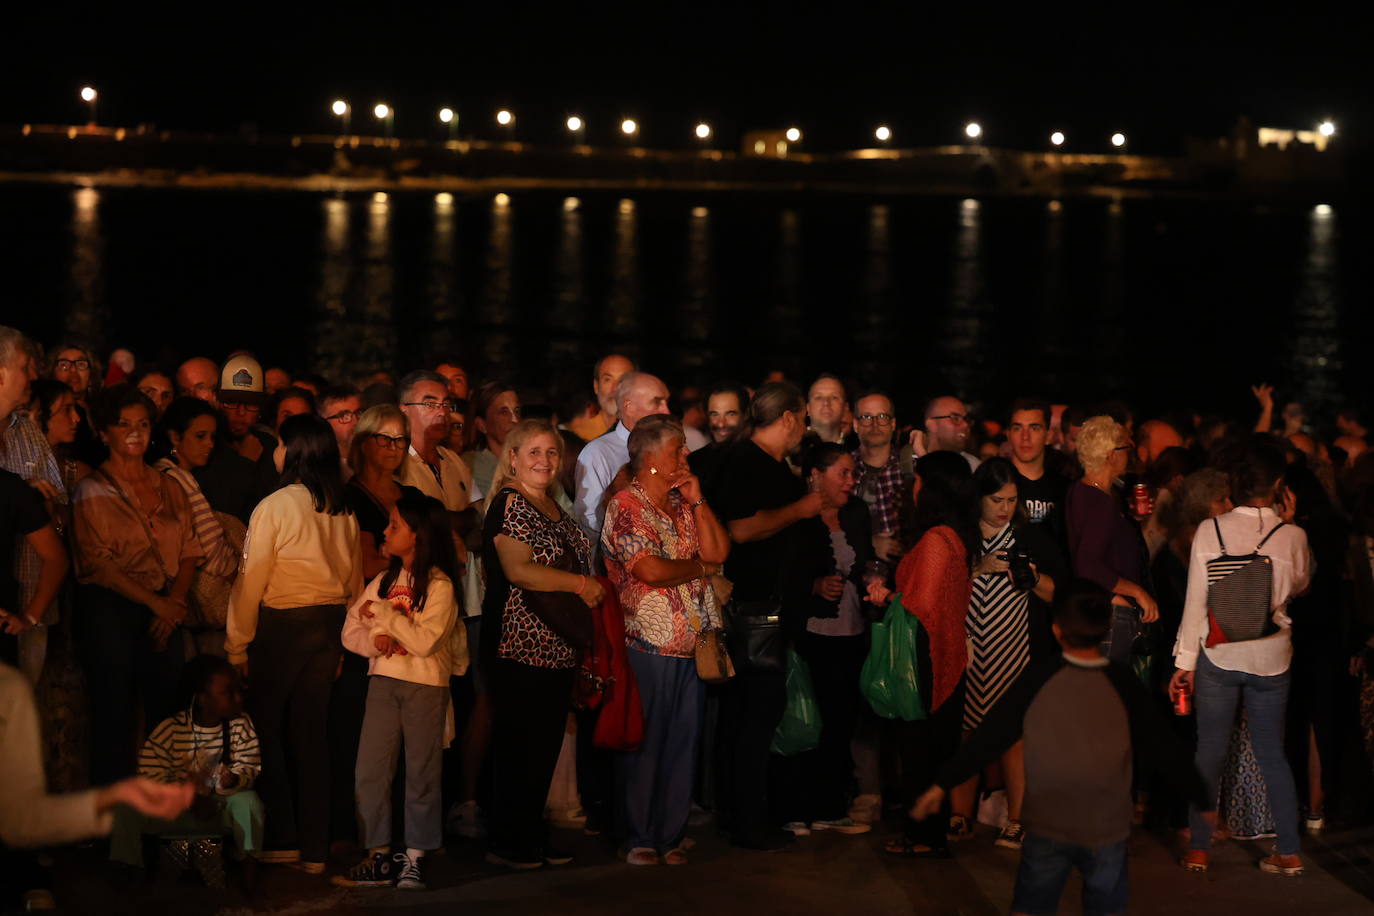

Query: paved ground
[43,816,1374,916]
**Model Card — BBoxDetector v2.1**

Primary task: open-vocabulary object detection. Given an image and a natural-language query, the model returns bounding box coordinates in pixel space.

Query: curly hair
[1076,415,1126,474]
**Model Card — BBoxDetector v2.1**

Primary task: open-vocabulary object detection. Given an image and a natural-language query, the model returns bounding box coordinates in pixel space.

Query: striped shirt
[139,711,261,795]
[155,459,238,578]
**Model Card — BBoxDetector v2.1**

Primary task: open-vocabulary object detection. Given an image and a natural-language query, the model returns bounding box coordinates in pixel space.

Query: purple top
[1065,481,1143,593]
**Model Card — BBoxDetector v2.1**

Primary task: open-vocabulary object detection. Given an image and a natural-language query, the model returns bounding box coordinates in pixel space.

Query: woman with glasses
[225,414,362,873]
[1066,416,1158,664]
[347,406,423,580]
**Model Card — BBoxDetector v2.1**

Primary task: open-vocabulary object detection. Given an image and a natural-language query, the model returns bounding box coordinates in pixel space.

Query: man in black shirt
[1007,399,1071,662]
[704,383,824,850]
[194,354,280,524]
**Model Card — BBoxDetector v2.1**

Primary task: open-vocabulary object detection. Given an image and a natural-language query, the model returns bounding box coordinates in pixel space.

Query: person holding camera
[947,458,1058,850]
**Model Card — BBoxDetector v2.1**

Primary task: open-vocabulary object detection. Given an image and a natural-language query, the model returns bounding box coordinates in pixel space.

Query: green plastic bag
[770,649,822,756]
[861,595,926,721]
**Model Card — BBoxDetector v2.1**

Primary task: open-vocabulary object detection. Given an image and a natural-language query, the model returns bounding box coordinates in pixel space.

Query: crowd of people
[3,324,1374,913]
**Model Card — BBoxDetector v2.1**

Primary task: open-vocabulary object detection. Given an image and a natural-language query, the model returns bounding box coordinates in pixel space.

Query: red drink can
[1132,483,1153,519]
[1173,686,1192,716]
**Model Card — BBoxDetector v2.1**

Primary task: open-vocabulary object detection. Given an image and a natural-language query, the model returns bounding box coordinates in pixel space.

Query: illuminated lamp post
[80,86,98,125]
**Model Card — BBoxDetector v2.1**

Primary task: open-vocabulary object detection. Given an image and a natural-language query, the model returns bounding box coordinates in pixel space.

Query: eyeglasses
[324,410,360,424]
[222,402,260,414]
[403,400,460,413]
[856,413,894,426]
[368,433,409,449]
[449,420,466,432]
[55,359,90,372]
[928,413,968,425]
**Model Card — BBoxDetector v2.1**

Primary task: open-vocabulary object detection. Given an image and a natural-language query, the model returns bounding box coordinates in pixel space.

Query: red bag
[578,578,644,751]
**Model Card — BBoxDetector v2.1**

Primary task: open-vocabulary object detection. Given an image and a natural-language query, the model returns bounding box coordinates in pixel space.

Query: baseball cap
[219,353,266,403]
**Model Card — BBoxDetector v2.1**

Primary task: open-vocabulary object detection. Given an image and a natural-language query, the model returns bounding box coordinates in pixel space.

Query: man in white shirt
[397,371,475,513]
[1169,437,1312,877]
[573,371,670,545]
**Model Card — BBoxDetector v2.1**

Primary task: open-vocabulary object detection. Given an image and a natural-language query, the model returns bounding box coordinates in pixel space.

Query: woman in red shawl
[868,450,978,857]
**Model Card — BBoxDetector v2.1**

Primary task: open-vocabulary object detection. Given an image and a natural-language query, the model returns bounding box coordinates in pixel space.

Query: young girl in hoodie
[335,491,466,891]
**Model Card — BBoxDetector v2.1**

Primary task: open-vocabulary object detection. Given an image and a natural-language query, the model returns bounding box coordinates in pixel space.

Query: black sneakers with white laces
[330,851,396,888]
[394,852,427,891]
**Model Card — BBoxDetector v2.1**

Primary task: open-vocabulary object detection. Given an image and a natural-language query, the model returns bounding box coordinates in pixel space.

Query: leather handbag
[521,545,594,650]
[724,598,786,674]
[694,628,736,684]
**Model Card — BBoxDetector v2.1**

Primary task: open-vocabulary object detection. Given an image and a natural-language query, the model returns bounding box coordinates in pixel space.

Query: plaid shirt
[852,449,906,536]
[1,413,64,624]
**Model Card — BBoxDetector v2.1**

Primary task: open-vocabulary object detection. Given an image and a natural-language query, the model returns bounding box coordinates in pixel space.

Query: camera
[1006,550,1037,591]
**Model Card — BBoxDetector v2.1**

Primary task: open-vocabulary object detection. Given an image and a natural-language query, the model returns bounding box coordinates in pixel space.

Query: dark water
[0,184,1364,420]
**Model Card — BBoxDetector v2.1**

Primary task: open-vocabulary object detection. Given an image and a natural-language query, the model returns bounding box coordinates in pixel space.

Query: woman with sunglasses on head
[1066,416,1158,665]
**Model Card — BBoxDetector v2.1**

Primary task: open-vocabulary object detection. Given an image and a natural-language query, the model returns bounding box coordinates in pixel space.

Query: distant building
[1186,116,1342,185]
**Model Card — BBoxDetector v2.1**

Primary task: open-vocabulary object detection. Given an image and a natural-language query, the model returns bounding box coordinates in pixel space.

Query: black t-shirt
[195,428,281,524]
[345,479,424,541]
[1014,465,1069,546]
[0,469,49,613]
[706,439,806,602]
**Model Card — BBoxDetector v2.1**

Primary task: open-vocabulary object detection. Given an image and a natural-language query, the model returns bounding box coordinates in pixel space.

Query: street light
[80,86,97,124]
[374,104,393,139]
[621,118,638,137]
[1050,131,1065,147]
[965,122,982,140]
[439,107,456,140]
[785,127,801,142]
[1110,132,1126,148]
[1318,120,1336,137]
[875,125,891,143]
[566,115,583,132]
[695,122,712,140]
[496,109,514,127]
[331,100,350,134]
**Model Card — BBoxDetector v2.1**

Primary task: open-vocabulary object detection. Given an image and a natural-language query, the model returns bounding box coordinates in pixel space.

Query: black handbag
[487,488,593,650]
[724,598,786,674]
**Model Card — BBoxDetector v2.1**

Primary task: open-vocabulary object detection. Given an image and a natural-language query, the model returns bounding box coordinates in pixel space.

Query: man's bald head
[616,371,670,431]
[176,357,220,406]
[1136,419,1183,466]
[595,354,636,418]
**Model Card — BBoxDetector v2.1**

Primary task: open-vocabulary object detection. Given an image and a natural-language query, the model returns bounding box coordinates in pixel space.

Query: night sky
[4,6,1367,155]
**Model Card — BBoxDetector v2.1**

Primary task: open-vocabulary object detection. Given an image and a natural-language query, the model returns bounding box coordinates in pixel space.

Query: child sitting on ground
[911,580,1214,916]
[109,654,263,878]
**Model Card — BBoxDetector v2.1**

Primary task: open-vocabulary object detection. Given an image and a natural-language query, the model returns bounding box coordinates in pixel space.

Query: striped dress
[964,525,1031,730]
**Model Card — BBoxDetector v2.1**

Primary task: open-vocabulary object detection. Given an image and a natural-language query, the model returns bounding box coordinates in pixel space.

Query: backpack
[1204,518,1286,648]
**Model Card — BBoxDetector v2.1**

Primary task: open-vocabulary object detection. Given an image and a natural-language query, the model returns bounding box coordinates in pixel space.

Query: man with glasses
[851,391,906,562]
[396,371,474,514]
[917,395,980,471]
[194,354,280,524]
[317,385,362,465]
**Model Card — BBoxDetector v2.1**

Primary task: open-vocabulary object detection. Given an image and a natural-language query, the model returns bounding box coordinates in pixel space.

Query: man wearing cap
[194,354,281,524]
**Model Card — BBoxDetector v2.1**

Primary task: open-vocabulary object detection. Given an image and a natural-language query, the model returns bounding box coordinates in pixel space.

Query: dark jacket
[783,498,873,636]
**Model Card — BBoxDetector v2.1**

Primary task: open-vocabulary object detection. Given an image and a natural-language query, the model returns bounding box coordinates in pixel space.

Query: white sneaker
[447,800,486,839]
[811,817,872,836]
[782,821,812,837]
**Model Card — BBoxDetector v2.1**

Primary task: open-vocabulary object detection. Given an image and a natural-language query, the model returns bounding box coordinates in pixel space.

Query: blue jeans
[615,650,704,854]
[1099,604,1139,666]
[1189,653,1300,855]
[1012,832,1128,916]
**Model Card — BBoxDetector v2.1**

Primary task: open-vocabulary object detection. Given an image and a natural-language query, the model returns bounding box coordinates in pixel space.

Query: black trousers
[775,632,866,824]
[76,586,184,786]
[722,668,787,843]
[247,604,345,862]
[898,680,965,848]
[328,650,370,844]
[487,658,575,858]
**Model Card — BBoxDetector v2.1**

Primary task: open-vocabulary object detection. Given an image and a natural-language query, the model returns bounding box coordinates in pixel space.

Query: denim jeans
[1189,653,1300,855]
[1012,832,1128,916]
[1099,604,1140,666]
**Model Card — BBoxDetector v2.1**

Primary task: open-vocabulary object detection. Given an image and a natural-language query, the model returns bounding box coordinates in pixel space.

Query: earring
[649,467,658,475]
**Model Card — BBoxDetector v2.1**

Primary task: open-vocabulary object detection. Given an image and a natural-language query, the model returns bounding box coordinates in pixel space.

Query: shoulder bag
[1204,519,1286,647]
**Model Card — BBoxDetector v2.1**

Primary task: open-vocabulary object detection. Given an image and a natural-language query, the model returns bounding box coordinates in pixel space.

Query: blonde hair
[349,404,409,474]
[488,418,562,497]
[1077,415,1126,474]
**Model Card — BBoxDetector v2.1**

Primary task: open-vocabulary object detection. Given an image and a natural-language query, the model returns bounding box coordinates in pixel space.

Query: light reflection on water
[30,187,1358,421]
[65,187,104,343]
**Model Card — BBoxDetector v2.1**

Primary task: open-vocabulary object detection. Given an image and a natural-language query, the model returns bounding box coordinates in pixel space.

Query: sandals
[883,838,951,859]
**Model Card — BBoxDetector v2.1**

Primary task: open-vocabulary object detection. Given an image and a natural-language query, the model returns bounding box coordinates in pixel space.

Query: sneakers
[394,853,426,890]
[1305,813,1325,835]
[1259,854,1304,877]
[447,800,486,839]
[995,821,1025,850]
[811,817,872,836]
[626,847,660,866]
[331,851,395,887]
[663,848,689,866]
[1181,849,1210,873]
[947,815,974,841]
[782,821,812,837]
[848,794,882,825]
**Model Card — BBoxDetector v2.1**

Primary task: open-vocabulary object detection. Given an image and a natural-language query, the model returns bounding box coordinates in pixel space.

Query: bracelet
[698,559,708,579]
[690,496,707,508]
